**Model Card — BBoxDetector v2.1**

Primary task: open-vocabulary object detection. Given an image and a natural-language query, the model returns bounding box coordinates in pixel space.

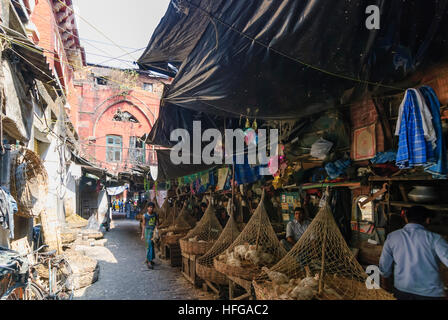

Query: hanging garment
[0,187,18,239]
[419,86,448,179]
[395,90,436,169]
[395,89,436,149]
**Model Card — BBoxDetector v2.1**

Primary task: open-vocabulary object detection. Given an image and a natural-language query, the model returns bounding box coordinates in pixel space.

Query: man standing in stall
[379,206,448,300]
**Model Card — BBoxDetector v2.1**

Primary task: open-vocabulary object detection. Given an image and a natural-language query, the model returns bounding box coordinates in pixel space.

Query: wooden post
[255,189,265,251]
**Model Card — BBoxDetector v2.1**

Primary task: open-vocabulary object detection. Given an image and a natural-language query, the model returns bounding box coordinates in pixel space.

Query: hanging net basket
[213,191,287,281]
[160,202,193,244]
[159,201,178,229]
[180,202,223,256]
[10,148,48,218]
[196,214,242,285]
[252,204,395,300]
[157,200,170,224]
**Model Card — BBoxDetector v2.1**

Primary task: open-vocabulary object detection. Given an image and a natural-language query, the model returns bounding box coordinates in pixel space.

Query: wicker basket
[163,233,187,246]
[213,258,261,281]
[252,277,395,300]
[196,262,228,285]
[10,148,48,218]
[179,238,214,256]
[160,226,190,236]
[252,280,276,300]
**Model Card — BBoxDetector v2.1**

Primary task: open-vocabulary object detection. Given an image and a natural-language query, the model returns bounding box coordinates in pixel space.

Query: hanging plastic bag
[310,138,333,160]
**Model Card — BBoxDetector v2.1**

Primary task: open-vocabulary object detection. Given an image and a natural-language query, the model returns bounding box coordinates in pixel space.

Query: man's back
[380,223,448,297]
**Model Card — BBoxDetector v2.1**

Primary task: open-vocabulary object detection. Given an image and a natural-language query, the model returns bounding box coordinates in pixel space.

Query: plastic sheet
[138,0,448,119]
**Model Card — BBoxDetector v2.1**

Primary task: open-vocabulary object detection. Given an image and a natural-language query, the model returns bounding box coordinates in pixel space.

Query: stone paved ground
[74,216,216,300]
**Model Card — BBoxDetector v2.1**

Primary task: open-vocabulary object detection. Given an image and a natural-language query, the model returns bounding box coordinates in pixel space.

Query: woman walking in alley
[141,202,159,269]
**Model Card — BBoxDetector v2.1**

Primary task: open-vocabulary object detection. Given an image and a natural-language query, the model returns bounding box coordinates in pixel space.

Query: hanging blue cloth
[396,90,435,169]
[419,86,448,179]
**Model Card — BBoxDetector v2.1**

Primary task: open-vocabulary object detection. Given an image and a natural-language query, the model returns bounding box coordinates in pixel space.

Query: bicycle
[29,246,74,300]
[0,246,45,300]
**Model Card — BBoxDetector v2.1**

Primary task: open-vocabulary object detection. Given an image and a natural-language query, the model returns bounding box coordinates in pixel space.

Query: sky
[72,0,171,69]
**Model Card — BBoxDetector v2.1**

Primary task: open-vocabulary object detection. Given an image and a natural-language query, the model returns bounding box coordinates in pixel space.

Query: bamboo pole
[318,227,327,295]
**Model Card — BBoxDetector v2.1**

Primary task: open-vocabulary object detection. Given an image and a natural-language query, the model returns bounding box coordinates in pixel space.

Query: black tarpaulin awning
[156,149,217,181]
[138,0,448,120]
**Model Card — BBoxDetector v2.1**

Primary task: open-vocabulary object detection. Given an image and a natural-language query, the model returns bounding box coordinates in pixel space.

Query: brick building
[70,65,170,176]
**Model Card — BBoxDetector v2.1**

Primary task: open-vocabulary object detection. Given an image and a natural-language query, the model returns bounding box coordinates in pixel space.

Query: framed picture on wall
[353,123,376,161]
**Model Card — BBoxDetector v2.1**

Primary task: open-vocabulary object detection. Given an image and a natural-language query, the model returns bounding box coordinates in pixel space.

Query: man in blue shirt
[140,202,159,269]
[281,207,311,251]
[379,206,448,300]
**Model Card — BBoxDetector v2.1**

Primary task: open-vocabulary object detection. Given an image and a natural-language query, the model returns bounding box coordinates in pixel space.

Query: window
[106,135,122,162]
[143,83,153,92]
[96,76,108,85]
[129,136,145,164]
[112,109,139,123]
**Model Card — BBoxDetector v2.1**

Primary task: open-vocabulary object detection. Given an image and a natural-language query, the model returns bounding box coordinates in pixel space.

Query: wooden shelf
[379,201,448,211]
[283,181,361,190]
[369,175,436,182]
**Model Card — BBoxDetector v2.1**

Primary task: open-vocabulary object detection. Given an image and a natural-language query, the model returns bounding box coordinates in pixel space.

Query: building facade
[71,65,168,176]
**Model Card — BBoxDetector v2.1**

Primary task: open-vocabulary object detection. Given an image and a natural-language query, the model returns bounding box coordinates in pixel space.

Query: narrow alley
[74,217,212,300]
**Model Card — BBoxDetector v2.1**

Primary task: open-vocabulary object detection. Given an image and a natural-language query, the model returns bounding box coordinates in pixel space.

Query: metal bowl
[407,186,438,203]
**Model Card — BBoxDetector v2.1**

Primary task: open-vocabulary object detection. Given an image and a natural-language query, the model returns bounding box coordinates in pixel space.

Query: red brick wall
[31,0,79,127]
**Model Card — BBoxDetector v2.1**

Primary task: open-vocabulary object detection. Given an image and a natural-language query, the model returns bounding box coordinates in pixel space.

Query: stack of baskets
[179,202,223,256]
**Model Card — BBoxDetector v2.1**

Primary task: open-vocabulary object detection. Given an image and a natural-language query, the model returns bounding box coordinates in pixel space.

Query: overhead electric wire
[55,0,138,62]
[77,37,144,51]
[3,29,136,68]
[0,32,165,97]
[10,0,122,63]
[96,47,146,66]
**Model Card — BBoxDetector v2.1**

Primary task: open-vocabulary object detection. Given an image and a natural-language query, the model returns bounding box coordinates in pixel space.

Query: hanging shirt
[379,223,448,297]
[395,90,435,169]
[395,89,436,149]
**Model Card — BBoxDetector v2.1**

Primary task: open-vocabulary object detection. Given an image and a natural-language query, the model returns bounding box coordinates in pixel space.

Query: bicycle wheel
[1,285,24,300]
[25,282,45,300]
[1,282,43,300]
